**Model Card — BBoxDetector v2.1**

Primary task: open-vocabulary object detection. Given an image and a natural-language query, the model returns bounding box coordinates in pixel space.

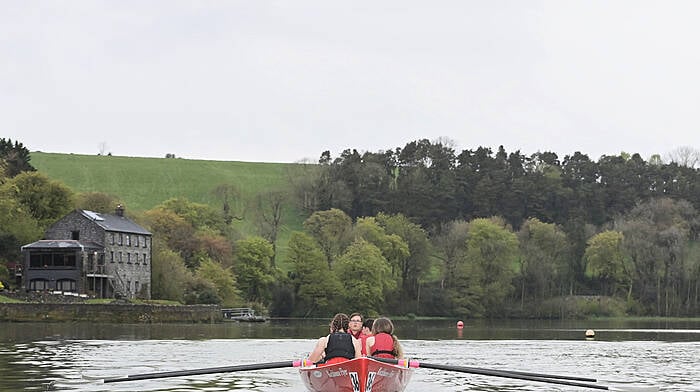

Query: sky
[2,1,700,164]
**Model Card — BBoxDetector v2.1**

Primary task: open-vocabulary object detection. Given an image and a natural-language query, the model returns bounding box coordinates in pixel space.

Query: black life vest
[324,332,355,361]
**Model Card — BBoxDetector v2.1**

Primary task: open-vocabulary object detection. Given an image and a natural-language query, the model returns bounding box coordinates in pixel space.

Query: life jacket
[324,332,355,363]
[370,332,395,358]
[359,333,370,356]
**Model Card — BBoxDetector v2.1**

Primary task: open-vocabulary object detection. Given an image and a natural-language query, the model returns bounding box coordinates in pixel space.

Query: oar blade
[608,386,659,392]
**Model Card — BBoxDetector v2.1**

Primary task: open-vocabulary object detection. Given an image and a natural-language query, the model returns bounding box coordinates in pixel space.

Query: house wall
[104,234,152,299]
[21,250,83,291]
[41,210,152,299]
[45,210,106,244]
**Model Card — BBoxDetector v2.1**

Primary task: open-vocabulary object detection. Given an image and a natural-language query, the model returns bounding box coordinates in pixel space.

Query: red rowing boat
[299,357,413,392]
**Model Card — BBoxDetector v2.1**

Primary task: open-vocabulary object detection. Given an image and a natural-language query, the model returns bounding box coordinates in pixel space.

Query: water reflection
[0,320,698,391]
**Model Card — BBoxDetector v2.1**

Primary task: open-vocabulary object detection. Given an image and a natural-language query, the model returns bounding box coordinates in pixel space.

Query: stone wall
[0,303,222,323]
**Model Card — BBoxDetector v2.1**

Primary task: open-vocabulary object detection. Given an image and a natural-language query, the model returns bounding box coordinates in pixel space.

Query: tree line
[1,137,698,318]
[293,140,699,317]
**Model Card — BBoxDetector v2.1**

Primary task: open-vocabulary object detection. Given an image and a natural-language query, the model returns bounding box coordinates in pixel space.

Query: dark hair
[363,318,374,329]
[349,312,363,321]
[330,313,350,333]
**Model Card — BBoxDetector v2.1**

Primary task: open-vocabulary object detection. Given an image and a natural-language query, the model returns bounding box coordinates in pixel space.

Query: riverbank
[0,302,222,323]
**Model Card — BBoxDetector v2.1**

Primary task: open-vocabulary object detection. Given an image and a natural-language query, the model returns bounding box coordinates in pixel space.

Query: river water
[0,319,698,391]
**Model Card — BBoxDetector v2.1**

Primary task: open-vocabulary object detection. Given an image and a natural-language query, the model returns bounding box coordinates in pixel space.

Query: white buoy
[585,329,595,339]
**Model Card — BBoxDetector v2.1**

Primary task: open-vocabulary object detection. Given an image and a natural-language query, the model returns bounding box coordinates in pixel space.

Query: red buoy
[456,320,464,329]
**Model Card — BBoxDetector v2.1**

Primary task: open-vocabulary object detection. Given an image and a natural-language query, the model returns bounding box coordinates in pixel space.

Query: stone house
[20,205,152,299]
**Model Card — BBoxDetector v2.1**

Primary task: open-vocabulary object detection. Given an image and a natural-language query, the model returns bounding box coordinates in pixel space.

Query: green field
[31,152,315,267]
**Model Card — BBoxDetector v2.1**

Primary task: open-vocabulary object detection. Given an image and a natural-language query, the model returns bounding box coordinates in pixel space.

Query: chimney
[115,204,125,217]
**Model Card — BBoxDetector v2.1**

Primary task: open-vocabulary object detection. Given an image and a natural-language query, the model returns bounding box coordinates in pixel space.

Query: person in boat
[366,317,404,359]
[348,312,363,339]
[359,318,374,356]
[308,313,362,364]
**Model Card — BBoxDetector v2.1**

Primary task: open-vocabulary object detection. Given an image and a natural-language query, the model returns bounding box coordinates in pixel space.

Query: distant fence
[0,303,222,323]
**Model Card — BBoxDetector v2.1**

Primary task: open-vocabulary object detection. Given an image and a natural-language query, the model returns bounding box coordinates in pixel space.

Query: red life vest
[370,332,395,358]
[359,333,370,356]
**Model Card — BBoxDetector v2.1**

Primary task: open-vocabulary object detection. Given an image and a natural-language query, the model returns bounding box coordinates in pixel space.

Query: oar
[103,359,311,383]
[371,357,658,392]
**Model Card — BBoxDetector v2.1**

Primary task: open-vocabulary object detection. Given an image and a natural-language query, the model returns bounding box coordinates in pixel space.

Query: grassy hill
[30,152,314,267]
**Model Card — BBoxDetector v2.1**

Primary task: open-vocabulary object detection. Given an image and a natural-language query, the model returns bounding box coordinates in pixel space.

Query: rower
[307,313,362,364]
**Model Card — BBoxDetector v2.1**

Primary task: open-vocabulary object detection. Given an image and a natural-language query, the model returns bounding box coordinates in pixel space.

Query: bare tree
[253,190,286,266]
[211,183,244,224]
[666,146,700,168]
[286,159,322,213]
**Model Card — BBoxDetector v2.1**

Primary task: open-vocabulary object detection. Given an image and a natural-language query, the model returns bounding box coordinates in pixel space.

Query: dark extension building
[20,205,152,299]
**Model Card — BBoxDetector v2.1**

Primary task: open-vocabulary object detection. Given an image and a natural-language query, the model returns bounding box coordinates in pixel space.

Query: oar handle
[104,360,302,383]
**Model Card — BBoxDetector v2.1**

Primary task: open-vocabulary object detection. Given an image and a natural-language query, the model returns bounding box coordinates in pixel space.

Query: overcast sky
[3,1,699,163]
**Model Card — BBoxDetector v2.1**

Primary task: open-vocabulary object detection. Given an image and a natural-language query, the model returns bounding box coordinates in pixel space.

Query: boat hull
[299,357,412,392]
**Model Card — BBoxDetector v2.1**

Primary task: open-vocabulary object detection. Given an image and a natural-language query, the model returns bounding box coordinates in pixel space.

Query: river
[0,319,698,391]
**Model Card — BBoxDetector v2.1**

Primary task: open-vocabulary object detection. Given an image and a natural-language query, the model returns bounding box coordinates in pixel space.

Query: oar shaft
[499,369,596,382]
[418,362,610,390]
[104,361,296,383]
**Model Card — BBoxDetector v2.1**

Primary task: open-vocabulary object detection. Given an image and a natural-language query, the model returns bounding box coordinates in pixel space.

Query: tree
[303,208,353,267]
[159,198,226,233]
[150,243,193,302]
[517,218,570,305]
[76,192,121,213]
[286,158,323,214]
[211,183,243,224]
[253,190,286,266]
[143,208,199,268]
[584,230,630,298]
[0,138,36,177]
[287,231,342,317]
[3,172,74,228]
[334,239,394,315]
[433,220,470,289]
[233,236,276,304]
[453,218,519,317]
[615,198,699,315]
[374,213,432,301]
[666,146,700,169]
[197,258,241,307]
[0,197,42,267]
[354,217,409,276]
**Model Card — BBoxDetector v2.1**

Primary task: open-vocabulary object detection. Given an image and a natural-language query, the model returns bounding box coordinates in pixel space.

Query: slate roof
[79,210,151,235]
[21,240,103,250]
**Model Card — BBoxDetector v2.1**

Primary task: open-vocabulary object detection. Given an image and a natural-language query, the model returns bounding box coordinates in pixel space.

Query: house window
[127,253,131,264]
[30,279,49,291]
[110,251,114,263]
[126,235,130,247]
[57,279,76,292]
[143,253,148,265]
[118,233,123,245]
[118,252,123,263]
[144,237,149,248]
[53,254,65,267]
[135,253,140,265]
[135,281,140,294]
[71,231,80,240]
[110,233,114,245]
[29,254,41,268]
[127,280,131,293]
[65,254,77,267]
